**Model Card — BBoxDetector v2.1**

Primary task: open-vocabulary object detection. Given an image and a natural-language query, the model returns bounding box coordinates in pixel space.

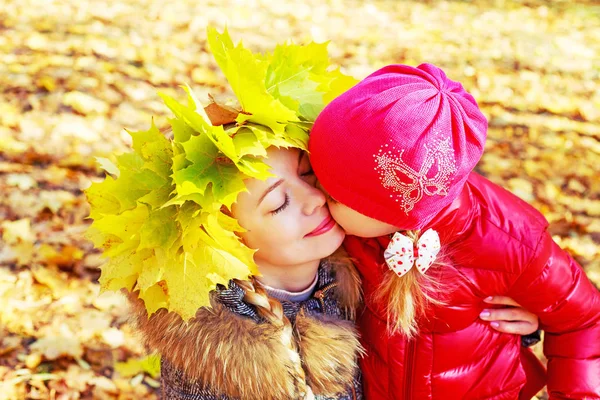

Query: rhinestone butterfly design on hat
[384,229,441,277]
[374,134,457,214]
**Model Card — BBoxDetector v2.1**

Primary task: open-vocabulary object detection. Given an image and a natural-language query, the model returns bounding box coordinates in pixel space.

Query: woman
[129,146,365,400]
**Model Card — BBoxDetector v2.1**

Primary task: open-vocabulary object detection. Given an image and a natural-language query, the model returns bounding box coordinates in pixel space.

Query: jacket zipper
[313,283,338,310]
[404,338,416,399]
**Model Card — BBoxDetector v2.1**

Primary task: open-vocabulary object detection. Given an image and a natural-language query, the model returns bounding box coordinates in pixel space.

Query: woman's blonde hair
[234,249,358,398]
[374,230,444,338]
[235,278,311,398]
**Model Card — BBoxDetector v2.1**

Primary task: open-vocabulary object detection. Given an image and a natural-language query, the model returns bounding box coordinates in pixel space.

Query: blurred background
[0,0,598,398]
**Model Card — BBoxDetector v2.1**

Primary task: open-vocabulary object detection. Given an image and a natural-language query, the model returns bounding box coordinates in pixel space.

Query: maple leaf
[94,157,120,177]
[163,209,256,320]
[127,120,174,180]
[174,131,247,208]
[115,354,161,379]
[207,27,298,134]
[85,126,173,216]
[266,41,359,120]
[86,204,147,258]
[138,281,169,316]
[160,90,237,162]
[84,176,122,220]
[162,92,272,207]
[231,127,268,157]
[204,95,240,126]
[96,258,138,293]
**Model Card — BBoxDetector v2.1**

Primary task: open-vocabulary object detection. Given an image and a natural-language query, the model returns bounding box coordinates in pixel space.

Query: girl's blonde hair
[374,230,444,338]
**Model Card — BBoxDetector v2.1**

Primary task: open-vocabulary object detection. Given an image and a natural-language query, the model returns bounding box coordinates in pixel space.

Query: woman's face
[232,147,345,269]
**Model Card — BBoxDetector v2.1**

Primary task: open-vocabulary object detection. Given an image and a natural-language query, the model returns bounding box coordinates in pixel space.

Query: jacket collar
[128,257,363,399]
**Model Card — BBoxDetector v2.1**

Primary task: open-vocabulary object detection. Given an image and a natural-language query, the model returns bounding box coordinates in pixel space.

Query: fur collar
[128,259,363,399]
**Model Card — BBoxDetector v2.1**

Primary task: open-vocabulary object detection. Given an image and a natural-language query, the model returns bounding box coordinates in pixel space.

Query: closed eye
[271,193,290,215]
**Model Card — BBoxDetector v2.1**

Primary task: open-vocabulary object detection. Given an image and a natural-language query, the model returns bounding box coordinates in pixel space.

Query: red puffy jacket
[344,172,600,400]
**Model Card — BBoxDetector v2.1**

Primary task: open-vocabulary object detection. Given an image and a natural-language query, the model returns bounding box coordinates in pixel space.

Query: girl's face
[322,186,400,238]
[232,147,345,269]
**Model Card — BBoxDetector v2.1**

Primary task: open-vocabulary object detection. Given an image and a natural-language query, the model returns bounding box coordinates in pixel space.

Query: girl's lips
[305,215,337,237]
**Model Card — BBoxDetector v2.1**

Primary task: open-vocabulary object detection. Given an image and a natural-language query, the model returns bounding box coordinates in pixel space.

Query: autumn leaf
[266,41,358,120]
[203,95,240,126]
[115,354,161,379]
[207,27,299,134]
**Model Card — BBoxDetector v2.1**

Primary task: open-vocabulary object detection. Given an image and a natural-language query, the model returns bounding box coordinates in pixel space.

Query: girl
[309,63,600,399]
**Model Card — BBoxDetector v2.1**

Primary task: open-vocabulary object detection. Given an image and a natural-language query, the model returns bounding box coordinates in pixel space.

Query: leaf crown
[85,28,357,320]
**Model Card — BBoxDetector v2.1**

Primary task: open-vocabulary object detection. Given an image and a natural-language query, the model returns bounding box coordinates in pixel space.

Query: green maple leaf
[266,42,326,112]
[138,206,178,251]
[174,132,246,208]
[161,91,261,173]
[128,121,174,180]
[266,41,359,121]
[231,127,268,157]
[103,153,166,211]
[169,116,195,143]
[85,124,174,216]
[207,27,298,134]
[162,92,273,207]
[159,92,235,159]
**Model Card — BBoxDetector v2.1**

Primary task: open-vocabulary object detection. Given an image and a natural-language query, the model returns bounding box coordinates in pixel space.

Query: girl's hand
[479,296,539,335]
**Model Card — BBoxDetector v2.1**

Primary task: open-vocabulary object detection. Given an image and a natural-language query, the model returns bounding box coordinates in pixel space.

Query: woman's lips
[305,215,337,237]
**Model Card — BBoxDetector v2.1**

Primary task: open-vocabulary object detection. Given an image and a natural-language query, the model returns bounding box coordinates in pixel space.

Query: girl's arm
[508,234,600,399]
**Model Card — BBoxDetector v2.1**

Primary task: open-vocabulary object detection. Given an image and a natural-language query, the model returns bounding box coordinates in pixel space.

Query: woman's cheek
[277,213,302,240]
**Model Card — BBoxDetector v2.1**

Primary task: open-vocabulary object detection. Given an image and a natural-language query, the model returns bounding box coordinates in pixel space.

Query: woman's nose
[300,181,327,216]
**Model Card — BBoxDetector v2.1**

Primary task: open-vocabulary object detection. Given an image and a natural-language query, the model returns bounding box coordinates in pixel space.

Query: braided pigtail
[234,279,314,399]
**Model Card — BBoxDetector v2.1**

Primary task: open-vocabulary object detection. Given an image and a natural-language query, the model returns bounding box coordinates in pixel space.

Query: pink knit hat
[309,63,487,230]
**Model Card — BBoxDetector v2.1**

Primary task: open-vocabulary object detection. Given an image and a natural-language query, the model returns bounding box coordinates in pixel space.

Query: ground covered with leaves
[0,0,599,398]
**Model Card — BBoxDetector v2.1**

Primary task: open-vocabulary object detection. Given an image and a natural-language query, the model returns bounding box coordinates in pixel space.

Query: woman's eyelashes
[269,165,313,216]
[271,193,290,215]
